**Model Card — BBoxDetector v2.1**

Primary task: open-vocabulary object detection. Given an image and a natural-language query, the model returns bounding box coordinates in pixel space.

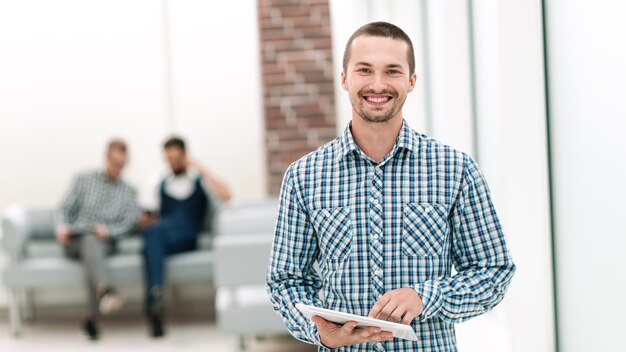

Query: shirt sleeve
[415,155,516,323]
[266,165,324,346]
[198,173,218,205]
[106,186,140,239]
[55,174,83,228]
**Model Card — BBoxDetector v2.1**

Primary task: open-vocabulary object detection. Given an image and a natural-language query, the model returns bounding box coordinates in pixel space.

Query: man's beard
[172,166,187,175]
[354,89,405,123]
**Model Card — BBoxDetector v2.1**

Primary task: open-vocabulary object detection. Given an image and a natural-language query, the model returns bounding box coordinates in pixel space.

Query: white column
[546,1,626,351]
[466,1,556,351]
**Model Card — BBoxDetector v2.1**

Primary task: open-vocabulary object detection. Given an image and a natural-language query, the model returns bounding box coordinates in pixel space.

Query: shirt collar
[100,169,120,184]
[339,119,420,161]
[165,167,199,180]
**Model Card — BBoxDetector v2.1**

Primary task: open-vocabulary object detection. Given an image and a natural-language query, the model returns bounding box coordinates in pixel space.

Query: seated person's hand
[311,316,393,349]
[55,224,71,245]
[368,288,424,325]
[93,223,109,240]
[185,156,196,169]
[139,212,158,230]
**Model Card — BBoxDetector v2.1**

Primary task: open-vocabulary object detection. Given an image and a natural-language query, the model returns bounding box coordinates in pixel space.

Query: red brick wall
[258,0,337,195]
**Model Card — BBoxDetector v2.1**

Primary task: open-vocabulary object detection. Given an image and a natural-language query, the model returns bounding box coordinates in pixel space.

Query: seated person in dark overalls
[139,136,232,337]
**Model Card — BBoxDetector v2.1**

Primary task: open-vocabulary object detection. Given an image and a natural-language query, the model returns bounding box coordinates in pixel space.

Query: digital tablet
[295,303,419,341]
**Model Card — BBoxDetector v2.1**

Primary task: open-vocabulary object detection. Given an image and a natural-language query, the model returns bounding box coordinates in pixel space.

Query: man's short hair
[342,21,416,75]
[163,136,186,152]
[107,138,127,154]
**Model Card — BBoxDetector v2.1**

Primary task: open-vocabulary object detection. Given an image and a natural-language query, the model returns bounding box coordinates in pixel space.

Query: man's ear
[341,71,348,91]
[408,72,417,92]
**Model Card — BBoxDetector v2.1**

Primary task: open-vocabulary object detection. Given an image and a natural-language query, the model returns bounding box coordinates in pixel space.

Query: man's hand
[55,224,71,245]
[311,315,393,349]
[186,155,233,202]
[185,156,197,169]
[93,223,109,240]
[139,212,158,230]
[368,288,424,325]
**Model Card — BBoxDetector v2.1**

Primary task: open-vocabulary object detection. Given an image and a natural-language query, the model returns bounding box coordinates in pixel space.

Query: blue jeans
[142,219,198,314]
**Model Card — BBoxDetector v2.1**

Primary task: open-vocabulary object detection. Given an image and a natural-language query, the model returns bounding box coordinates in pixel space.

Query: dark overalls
[142,176,208,313]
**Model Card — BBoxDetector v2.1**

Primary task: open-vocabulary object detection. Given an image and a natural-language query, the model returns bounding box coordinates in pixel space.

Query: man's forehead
[348,35,409,65]
[351,35,408,49]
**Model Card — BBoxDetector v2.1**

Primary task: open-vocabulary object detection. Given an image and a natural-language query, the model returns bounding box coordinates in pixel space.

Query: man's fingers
[56,232,69,245]
[365,331,394,342]
[355,326,381,339]
[351,327,393,344]
[401,310,417,325]
[375,301,398,321]
[312,316,359,336]
[311,315,337,331]
[387,306,406,323]
[368,295,390,318]
[339,321,359,334]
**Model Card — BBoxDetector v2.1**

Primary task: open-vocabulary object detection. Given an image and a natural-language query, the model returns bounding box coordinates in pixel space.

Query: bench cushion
[3,249,213,289]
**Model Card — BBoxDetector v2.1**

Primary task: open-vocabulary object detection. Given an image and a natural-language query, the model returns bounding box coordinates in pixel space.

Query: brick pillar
[258,0,337,195]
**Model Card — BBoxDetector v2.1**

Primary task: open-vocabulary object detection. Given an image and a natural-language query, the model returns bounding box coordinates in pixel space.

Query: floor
[0,298,512,352]
[0,305,317,352]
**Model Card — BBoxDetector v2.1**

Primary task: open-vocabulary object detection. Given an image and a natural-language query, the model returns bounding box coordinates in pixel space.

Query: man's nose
[369,73,387,92]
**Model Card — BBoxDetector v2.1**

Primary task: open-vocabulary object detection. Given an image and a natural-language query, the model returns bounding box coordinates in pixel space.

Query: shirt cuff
[286,310,323,347]
[415,281,443,321]
[308,320,324,348]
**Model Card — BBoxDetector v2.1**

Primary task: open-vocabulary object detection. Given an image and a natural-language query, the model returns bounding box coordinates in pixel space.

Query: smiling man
[267,22,515,351]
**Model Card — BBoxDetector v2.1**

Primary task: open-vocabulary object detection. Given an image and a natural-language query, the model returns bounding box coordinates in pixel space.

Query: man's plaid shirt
[56,170,139,239]
[267,120,515,351]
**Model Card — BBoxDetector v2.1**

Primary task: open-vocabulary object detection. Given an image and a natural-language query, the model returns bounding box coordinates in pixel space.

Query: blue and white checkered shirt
[267,120,515,352]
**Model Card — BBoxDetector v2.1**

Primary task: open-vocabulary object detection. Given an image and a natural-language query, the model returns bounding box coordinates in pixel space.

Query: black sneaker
[82,319,99,340]
[149,314,165,338]
[149,287,164,316]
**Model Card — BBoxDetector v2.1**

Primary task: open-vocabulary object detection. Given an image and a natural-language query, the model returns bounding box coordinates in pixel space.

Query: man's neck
[172,167,187,176]
[104,168,119,182]
[350,114,403,163]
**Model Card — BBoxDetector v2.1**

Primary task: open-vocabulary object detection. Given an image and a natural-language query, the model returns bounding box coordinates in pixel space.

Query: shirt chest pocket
[311,207,353,260]
[402,203,449,257]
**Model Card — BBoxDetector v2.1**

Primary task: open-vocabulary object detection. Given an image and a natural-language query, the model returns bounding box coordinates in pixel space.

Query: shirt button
[371,233,379,240]
[374,269,383,276]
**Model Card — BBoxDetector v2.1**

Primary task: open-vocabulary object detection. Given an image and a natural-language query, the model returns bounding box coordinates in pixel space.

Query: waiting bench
[1,199,284,343]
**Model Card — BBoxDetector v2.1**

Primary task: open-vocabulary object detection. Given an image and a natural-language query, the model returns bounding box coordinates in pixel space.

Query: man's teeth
[366,96,390,103]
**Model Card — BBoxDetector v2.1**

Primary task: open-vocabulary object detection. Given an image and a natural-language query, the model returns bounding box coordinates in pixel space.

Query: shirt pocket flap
[311,207,353,260]
[402,203,449,257]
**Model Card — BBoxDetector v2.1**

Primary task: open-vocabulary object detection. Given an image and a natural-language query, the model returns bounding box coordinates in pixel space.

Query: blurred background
[0,0,625,351]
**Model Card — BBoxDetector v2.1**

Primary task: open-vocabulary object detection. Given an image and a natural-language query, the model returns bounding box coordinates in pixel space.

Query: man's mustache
[360,89,397,97]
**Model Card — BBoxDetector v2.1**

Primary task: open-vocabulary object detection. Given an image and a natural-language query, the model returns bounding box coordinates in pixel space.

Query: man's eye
[357,68,370,73]
[387,70,400,74]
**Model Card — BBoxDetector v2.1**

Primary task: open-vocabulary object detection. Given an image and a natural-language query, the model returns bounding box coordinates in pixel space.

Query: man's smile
[362,92,395,107]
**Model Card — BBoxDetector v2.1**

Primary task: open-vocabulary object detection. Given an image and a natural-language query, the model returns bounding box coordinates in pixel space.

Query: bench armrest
[2,205,55,260]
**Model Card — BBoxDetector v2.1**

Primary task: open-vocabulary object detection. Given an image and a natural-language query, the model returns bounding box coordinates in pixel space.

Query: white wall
[330,1,555,351]
[329,0,428,136]
[546,1,626,351]
[166,0,266,203]
[0,0,265,306]
[0,0,266,211]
